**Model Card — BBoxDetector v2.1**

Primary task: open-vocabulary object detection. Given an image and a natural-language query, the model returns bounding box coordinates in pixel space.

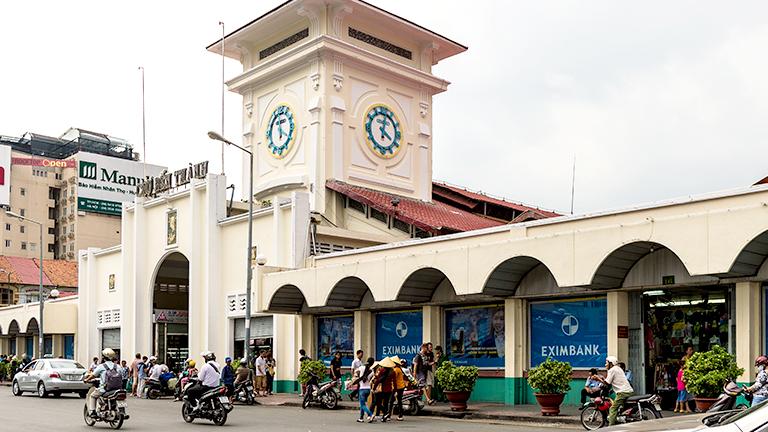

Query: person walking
[330,351,343,381]
[266,350,276,396]
[222,357,236,401]
[355,357,375,423]
[137,355,148,398]
[350,350,364,400]
[129,353,141,397]
[675,359,693,413]
[599,356,634,426]
[299,349,311,396]
[390,357,407,421]
[119,359,130,390]
[425,342,436,405]
[746,355,768,406]
[254,350,267,397]
[372,357,395,422]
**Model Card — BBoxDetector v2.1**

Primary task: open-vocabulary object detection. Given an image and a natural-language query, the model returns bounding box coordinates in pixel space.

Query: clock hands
[276,117,287,140]
[377,117,392,141]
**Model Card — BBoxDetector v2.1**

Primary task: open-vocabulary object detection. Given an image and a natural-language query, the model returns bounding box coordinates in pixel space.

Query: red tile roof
[0,256,76,287]
[432,181,561,218]
[327,180,504,234]
[755,176,768,186]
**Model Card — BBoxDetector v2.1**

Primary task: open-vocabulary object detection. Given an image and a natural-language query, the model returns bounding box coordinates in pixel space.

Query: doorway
[152,252,189,372]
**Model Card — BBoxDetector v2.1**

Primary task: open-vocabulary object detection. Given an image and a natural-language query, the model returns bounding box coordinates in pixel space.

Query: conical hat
[389,355,402,364]
[379,357,397,368]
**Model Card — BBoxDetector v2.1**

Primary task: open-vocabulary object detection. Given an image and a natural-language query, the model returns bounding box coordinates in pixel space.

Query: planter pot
[534,393,565,416]
[694,397,718,413]
[444,390,472,411]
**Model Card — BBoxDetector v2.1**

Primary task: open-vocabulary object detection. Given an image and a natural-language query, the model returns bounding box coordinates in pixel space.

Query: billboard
[375,310,423,360]
[316,315,354,366]
[445,305,505,368]
[530,298,607,368]
[0,145,10,207]
[77,152,165,215]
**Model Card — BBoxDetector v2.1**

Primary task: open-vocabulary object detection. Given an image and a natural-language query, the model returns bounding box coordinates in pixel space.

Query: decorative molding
[297,6,320,36]
[349,27,412,60]
[245,102,254,118]
[235,43,252,68]
[96,308,121,329]
[421,42,439,67]
[332,57,344,91]
[419,87,429,118]
[309,56,321,91]
[259,28,309,60]
[331,5,353,37]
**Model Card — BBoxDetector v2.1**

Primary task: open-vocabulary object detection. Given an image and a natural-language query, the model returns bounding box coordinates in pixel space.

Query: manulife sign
[77,152,166,216]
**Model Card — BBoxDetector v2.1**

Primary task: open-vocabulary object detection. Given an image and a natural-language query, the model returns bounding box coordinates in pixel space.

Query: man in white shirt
[254,351,267,397]
[148,358,169,381]
[350,350,364,400]
[187,351,221,410]
[600,356,634,426]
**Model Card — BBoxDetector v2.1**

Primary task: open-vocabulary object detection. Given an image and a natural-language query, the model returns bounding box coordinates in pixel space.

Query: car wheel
[12,380,22,396]
[37,382,48,398]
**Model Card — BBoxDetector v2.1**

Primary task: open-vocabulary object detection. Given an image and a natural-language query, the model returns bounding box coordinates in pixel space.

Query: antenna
[570,155,576,214]
[219,21,226,175]
[138,66,146,178]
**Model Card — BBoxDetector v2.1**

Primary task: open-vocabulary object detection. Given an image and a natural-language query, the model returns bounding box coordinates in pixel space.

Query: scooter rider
[186,351,221,411]
[597,356,634,426]
[745,355,768,406]
[83,348,120,418]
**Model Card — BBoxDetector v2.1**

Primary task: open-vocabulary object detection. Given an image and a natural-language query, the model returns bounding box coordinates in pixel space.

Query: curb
[276,400,580,425]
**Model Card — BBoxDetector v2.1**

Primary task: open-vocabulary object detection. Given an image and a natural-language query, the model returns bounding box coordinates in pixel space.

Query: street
[0,390,577,431]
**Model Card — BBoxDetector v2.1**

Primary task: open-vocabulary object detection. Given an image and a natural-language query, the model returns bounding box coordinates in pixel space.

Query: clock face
[266,104,296,158]
[364,104,402,158]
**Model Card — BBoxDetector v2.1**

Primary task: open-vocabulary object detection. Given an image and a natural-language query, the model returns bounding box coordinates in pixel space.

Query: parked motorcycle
[234,380,256,405]
[402,385,425,415]
[707,380,751,412]
[180,379,233,426]
[581,385,662,430]
[144,372,177,399]
[83,380,130,430]
[302,372,339,410]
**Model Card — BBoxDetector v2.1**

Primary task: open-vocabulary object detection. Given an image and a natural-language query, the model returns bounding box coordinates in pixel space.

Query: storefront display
[529,298,607,368]
[317,315,354,366]
[444,305,504,368]
[644,288,731,396]
[375,310,422,360]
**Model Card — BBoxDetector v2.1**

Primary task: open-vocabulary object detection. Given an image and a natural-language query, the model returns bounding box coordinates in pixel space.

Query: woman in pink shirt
[675,358,692,413]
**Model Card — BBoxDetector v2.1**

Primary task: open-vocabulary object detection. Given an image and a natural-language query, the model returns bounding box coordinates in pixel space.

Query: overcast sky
[2,1,767,214]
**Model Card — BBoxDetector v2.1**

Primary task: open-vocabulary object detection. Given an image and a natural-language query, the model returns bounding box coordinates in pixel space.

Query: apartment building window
[62,226,67,235]
[20,188,26,196]
[70,186,75,196]
[48,227,55,235]
[4,224,9,231]
[19,209,25,216]
[30,243,36,252]
[48,208,56,219]
[20,226,24,234]
[70,204,74,214]
[62,207,67,216]
[48,244,55,253]
[4,240,9,247]
[62,190,67,199]
[55,173,62,180]
[21,242,26,250]
[69,243,74,252]
[48,188,56,200]
[32,168,48,177]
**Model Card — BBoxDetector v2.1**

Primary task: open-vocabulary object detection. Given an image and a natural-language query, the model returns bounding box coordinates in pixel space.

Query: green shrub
[527,358,572,394]
[683,346,744,398]
[435,361,479,393]
[298,360,327,384]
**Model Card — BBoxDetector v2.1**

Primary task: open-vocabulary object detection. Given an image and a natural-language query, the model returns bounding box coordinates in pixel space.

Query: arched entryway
[24,318,38,358]
[7,320,19,356]
[152,252,189,371]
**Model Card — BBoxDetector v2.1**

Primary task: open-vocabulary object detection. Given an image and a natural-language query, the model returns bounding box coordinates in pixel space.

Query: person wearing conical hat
[371,357,395,422]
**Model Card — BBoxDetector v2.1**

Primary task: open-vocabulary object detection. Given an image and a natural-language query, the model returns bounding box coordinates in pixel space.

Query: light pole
[207,131,254,364]
[4,211,57,357]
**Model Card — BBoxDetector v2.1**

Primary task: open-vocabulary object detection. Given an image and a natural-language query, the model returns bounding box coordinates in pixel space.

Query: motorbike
[83,379,130,430]
[180,378,233,426]
[234,380,256,405]
[402,385,425,415]
[707,380,752,412]
[581,385,662,430]
[143,372,177,399]
[302,372,340,410]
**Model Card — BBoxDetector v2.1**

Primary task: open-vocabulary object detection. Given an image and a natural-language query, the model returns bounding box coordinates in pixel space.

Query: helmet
[187,360,196,369]
[101,348,116,361]
[225,357,232,363]
[606,356,619,366]
[240,358,247,364]
[201,351,216,362]
[148,355,157,363]
[755,356,768,367]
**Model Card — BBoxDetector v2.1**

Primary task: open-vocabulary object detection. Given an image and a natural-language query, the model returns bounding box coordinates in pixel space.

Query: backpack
[104,364,123,391]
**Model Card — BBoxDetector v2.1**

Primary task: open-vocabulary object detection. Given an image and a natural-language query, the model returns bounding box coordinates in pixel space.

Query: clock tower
[209,0,466,213]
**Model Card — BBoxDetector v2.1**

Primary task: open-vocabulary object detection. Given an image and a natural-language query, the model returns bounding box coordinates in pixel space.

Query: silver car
[11,359,89,398]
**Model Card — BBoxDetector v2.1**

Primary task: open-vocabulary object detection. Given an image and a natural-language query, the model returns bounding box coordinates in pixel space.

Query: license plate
[117,401,127,408]
[218,396,229,403]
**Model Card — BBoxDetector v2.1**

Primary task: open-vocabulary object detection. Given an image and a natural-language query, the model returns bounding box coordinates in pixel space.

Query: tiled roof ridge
[433,180,561,217]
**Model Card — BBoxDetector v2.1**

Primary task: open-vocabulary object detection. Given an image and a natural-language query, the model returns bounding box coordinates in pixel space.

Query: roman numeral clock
[266,104,296,158]
[364,104,402,158]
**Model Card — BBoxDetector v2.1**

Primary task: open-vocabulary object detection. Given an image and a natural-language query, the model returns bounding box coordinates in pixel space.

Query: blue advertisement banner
[317,315,354,366]
[376,310,423,360]
[530,298,607,368]
[445,305,505,368]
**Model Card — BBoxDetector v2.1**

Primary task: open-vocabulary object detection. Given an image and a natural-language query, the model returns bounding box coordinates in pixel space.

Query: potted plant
[683,346,744,412]
[435,361,479,411]
[298,359,327,387]
[527,358,572,416]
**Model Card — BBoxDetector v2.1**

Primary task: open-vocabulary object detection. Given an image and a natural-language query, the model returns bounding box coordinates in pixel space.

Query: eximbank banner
[376,310,422,360]
[530,298,607,368]
[77,152,165,215]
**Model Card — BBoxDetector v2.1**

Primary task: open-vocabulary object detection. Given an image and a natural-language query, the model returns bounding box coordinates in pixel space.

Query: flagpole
[219,21,226,175]
[138,66,146,178]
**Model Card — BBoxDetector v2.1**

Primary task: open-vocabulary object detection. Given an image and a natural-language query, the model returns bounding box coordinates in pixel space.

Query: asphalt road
[0,389,577,431]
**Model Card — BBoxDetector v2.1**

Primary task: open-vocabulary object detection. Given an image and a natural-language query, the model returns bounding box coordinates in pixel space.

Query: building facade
[62,0,768,408]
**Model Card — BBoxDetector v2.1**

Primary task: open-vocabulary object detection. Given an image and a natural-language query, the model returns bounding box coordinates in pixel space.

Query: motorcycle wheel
[302,394,311,409]
[83,404,96,427]
[580,407,605,430]
[147,389,160,400]
[181,401,195,423]
[108,415,124,430]
[213,406,228,426]
[322,391,339,410]
[408,399,420,416]
[640,407,659,420]
[246,392,255,406]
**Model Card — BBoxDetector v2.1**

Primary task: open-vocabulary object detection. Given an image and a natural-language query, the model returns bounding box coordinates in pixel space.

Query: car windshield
[49,360,85,369]
[716,400,768,426]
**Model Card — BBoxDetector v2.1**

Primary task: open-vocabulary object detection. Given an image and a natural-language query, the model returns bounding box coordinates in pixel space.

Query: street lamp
[207,131,254,364]
[3,211,57,358]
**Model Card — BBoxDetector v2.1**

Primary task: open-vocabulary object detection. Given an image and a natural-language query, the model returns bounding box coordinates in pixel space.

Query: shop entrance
[152,252,189,372]
[643,286,734,408]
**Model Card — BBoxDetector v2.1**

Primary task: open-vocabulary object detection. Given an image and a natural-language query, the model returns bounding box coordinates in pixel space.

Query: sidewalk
[255,393,582,426]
